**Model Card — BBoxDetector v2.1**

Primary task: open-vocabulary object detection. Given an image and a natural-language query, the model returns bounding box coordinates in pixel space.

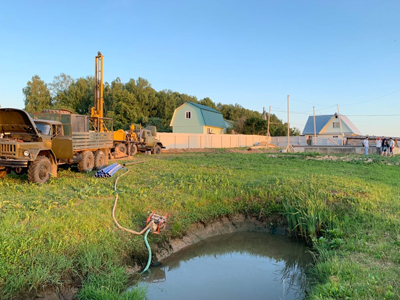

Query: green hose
[140,228,152,274]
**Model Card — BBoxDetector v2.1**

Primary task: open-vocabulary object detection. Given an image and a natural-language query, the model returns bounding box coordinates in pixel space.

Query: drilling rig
[90,52,165,157]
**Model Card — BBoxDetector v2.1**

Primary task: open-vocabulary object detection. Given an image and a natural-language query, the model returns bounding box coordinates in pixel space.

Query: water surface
[136,232,312,300]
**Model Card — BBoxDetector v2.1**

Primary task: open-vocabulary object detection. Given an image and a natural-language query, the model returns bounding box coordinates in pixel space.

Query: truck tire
[130,144,138,156]
[14,167,27,175]
[152,145,162,155]
[28,156,52,184]
[94,150,106,170]
[116,143,127,155]
[78,151,94,172]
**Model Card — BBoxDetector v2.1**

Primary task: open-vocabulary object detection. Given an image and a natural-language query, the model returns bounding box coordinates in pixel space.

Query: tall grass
[280,175,337,240]
[0,152,399,299]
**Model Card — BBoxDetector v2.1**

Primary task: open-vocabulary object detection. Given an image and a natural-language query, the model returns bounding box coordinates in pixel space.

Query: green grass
[0,152,400,299]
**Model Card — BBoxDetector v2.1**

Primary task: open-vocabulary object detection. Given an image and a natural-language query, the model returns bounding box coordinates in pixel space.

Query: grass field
[0,151,400,299]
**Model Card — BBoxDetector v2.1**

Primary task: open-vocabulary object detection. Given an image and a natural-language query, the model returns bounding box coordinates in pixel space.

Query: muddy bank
[154,214,287,262]
[33,214,287,300]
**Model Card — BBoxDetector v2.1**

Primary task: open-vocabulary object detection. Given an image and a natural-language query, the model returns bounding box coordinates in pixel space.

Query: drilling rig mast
[90,51,104,132]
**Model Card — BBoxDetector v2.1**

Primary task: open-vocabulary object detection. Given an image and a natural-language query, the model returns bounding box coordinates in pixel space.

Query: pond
[131,231,312,300]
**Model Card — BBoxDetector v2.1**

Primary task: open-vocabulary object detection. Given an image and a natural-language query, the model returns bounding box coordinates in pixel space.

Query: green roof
[187,102,226,128]
[187,102,220,113]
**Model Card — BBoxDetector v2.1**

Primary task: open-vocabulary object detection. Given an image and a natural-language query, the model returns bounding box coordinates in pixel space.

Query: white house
[302,113,361,138]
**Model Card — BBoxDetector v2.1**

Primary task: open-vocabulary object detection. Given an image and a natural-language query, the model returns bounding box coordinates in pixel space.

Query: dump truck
[112,124,165,157]
[0,108,113,183]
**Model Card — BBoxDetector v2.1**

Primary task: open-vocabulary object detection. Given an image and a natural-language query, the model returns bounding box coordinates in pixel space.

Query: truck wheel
[94,150,106,170]
[130,144,138,156]
[14,167,27,175]
[116,143,127,155]
[28,156,52,184]
[152,145,162,155]
[0,170,6,179]
[78,151,94,172]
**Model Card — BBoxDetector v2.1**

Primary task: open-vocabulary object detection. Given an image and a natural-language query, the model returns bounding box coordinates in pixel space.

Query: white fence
[271,136,345,147]
[156,133,347,150]
[157,133,269,150]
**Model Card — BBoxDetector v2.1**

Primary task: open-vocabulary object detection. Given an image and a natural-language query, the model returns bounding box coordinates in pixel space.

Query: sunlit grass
[0,152,399,299]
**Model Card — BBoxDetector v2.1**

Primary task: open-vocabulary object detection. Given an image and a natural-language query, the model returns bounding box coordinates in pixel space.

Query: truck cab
[0,108,58,182]
[0,108,113,183]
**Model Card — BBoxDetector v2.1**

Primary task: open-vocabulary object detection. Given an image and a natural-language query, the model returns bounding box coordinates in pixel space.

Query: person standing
[382,136,388,156]
[375,137,382,155]
[389,138,394,157]
[363,136,369,155]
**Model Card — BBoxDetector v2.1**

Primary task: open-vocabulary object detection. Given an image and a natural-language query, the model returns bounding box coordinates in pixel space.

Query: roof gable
[340,115,362,135]
[302,115,333,134]
[302,114,361,135]
[171,102,226,129]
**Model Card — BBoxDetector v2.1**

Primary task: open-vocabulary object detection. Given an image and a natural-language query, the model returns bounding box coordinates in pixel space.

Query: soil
[31,214,287,300]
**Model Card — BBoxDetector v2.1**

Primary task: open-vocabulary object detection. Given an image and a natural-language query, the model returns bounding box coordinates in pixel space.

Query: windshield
[35,123,51,135]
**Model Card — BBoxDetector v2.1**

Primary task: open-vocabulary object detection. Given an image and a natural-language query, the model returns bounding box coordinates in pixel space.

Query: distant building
[170,102,227,134]
[302,113,361,138]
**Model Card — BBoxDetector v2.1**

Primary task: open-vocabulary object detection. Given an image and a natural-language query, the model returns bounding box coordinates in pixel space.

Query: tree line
[22,74,300,136]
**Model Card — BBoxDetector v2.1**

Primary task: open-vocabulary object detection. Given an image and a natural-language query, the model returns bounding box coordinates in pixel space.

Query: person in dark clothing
[382,136,388,156]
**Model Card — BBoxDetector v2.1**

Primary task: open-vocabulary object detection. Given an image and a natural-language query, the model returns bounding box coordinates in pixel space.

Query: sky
[0,0,399,136]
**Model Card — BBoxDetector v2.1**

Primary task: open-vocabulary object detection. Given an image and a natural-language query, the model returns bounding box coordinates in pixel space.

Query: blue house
[302,113,361,138]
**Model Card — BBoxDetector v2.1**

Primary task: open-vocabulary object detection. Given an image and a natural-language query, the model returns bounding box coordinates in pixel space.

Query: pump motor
[146,211,167,234]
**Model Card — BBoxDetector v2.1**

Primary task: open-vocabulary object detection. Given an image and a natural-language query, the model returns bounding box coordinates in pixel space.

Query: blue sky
[0,0,399,136]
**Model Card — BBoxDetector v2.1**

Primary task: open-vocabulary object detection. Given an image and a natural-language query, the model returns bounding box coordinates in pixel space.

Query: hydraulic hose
[111,160,153,273]
[112,193,154,235]
[140,228,152,274]
[112,163,152,235]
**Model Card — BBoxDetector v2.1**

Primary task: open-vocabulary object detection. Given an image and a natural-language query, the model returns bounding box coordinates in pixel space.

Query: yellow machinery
[113,124,138,143]
[90,51,105,132]
[88,52,164,156]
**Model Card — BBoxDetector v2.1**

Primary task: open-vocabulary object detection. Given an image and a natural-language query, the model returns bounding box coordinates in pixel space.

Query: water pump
[146,211,168,234]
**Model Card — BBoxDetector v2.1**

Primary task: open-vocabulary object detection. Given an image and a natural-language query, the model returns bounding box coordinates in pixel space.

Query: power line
[347,114,400,117]
[291,98,336,107]
[339,88,400,106]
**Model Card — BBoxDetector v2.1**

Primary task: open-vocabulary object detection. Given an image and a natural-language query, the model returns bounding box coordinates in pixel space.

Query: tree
[199,97,217,110]
[49,73,75,111]
[111,78,139,129]
[23,75,52,113]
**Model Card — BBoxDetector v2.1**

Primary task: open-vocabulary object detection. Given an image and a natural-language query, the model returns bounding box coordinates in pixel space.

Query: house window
[207,128,212,134]
[185,111,191,119]
[333,122,340,128]
[333,136,338,138]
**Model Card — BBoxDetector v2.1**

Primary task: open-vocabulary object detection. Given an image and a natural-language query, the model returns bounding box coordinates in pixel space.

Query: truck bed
[72,132,113,151]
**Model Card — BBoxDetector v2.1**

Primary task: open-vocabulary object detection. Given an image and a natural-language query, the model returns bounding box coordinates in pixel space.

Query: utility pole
[285,95,294,152]
[313,106,317,145]
[337,104,344,137]
[267,106,271,136]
